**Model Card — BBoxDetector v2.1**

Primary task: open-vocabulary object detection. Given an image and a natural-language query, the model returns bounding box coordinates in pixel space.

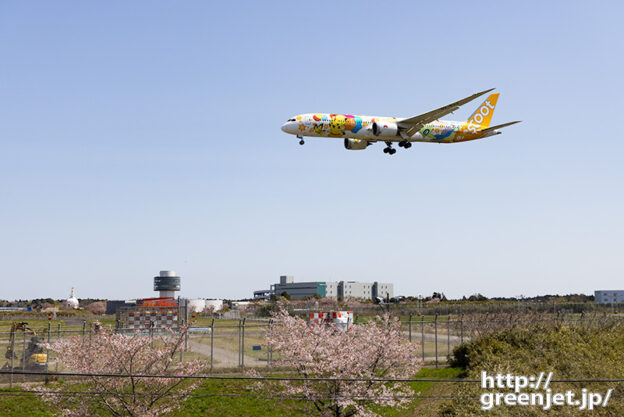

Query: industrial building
[255,276,394,300]
[595,290,624,304]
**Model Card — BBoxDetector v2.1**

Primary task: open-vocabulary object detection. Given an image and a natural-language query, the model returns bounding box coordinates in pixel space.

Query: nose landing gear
[297,135,304,145]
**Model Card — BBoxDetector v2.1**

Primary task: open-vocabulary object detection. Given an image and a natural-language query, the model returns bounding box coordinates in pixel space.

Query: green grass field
[0,367,463,416]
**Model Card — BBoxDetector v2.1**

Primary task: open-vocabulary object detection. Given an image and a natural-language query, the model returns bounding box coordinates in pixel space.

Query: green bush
[442,322,624,416]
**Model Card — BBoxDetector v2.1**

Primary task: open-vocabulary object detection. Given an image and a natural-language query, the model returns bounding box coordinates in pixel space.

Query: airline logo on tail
[466,93,499,133]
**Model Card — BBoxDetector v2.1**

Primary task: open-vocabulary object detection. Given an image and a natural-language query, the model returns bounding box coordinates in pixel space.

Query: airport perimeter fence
[2,310,624,387]
[285,300,624,318]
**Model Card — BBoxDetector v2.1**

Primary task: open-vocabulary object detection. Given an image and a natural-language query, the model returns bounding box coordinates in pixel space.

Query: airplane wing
[478,120,521,134]
[397,88,495,137]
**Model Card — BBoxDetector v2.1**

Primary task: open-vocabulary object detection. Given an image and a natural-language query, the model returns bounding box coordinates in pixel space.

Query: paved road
[187,339,265,368]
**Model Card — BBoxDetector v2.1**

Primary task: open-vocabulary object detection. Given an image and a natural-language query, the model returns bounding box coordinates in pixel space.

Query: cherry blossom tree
[38,325,208,417]
[256,309,422,417]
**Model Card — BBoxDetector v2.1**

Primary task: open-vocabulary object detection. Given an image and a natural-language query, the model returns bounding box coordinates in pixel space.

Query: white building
[65,287,79,309]
[205,299,223,312]
[187,298,224,313]
[256,276,394,300]
[595,290,624,304]
[187,299,206,313]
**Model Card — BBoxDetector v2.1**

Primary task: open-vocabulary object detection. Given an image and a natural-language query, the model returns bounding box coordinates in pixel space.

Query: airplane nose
[281,123,288,133]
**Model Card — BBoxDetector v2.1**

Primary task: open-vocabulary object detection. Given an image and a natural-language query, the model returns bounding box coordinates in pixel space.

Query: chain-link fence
[3,311,624,384]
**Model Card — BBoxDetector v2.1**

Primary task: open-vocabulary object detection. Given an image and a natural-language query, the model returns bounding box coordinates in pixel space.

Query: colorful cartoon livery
[281,88,520,155]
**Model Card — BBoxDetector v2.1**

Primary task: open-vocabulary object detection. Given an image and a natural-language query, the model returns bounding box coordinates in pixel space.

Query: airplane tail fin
[466,93,499,128]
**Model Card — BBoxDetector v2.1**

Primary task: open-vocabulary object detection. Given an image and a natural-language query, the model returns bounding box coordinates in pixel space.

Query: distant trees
[39,325,208,417]
[253,309,422,417]
[84,301,106,314]
[466,293,488,302]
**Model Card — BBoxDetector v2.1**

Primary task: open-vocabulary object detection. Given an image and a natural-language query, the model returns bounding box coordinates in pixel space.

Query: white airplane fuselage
[280,90,519,153]
[281,113,499,145]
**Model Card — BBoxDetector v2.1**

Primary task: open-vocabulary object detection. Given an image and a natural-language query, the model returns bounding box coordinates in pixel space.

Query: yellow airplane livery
[281,88,520,155]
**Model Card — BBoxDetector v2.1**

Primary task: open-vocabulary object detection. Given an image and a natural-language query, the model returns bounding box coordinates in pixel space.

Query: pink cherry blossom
[256,309,422,417]
[38,324,208,417]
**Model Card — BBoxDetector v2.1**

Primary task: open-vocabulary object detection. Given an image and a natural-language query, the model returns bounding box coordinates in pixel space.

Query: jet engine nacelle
[371,121,399,137]
[344,138,369,150]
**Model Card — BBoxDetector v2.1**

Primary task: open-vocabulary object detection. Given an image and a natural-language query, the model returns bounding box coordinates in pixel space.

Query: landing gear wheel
[404,142,412,149]
[389,148,396,155]
[299,139,305,145]
[383,148,389,154]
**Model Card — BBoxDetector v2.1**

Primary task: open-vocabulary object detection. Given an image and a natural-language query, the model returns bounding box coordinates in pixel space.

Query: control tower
[153,270,181,298]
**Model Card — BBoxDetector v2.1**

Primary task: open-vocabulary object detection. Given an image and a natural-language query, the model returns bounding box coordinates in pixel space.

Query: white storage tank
[205,299,223,312]
[187,299,206,313]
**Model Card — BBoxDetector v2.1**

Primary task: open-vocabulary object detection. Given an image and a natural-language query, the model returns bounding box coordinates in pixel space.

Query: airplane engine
[371,121,399,137]
[344,138,369,150]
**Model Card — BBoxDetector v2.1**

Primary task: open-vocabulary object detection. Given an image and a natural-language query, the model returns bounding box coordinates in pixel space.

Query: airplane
[280,88,520,155]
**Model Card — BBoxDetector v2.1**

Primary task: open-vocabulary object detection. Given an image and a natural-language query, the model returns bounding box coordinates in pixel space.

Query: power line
[0,370,479,382]
[2,370,624,384]
[0,390,473,400]
[0,390,622,402]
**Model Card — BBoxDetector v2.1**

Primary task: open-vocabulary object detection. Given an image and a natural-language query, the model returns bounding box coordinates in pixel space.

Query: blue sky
[1,1,623,300]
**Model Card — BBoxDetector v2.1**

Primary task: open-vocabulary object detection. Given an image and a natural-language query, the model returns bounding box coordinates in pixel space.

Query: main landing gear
[383,142,396,155]
[398,141,412,149]
[297,135,304,145]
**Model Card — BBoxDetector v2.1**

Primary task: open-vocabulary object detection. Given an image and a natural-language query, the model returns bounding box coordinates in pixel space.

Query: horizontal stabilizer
[478,120,521,134]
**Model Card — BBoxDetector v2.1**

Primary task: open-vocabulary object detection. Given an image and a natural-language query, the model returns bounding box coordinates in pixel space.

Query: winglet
[477,88,496,95]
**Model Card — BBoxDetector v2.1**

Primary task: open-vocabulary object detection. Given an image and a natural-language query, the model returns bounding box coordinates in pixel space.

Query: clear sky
[1,1,623,301]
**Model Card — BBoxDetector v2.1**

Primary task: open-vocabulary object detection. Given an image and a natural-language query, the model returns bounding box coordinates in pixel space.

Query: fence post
[267,319,272,372]
[460,314,464,344]
[408,314,412,343]
[46,322,51,383]
[57,323,61,339]
[9,327,14,388]
[241,318,246,369]
[22,330,26,382]
[421,315,425,362]
[82,321,86,344]
[447,315,450,357]
[434,314,438,368]
[210,318,215,374]
[237,319,242,368]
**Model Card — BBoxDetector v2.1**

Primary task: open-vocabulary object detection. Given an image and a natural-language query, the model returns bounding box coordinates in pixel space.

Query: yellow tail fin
[466,93,499,127]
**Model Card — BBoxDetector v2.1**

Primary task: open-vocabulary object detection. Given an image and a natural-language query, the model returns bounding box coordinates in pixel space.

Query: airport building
[254,276,394,301]
[595,290,624,304]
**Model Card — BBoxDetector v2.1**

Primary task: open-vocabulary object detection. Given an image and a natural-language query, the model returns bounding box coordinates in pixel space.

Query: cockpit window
[287,118,296,122]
